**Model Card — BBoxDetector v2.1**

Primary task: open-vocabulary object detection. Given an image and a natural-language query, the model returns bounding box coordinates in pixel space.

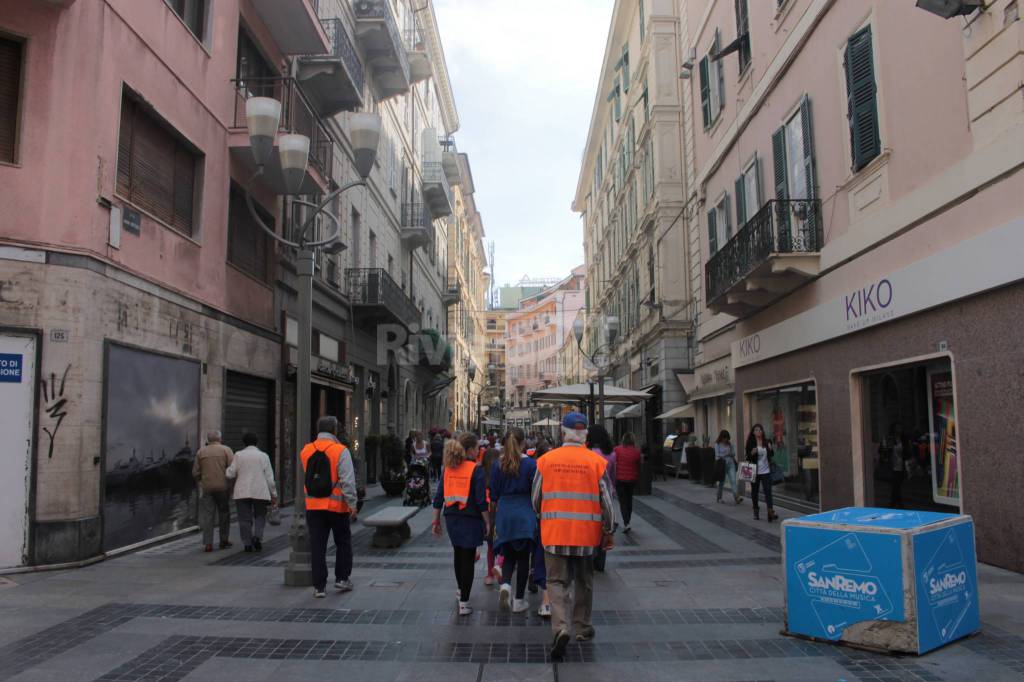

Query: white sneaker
[537,602,552,618]
[313,589,326,599]
[498,583,511,610]
[334,579,353,592]
[512,598,529,613]
[458,600,473,616]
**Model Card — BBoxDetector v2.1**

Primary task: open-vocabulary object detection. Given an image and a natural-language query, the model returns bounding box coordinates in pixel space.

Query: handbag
[738,461,757,483]
[267,504,282,526]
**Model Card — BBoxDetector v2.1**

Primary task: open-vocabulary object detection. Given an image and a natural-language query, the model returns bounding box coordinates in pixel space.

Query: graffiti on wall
[40,365,71,459]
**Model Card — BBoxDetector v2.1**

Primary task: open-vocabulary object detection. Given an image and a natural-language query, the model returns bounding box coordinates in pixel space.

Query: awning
[530,383,652,405]
[532,417,560,426]
[481,419,502,427]
[686,387,734,402]
[423,374,456,398]
[655,404,695,420]
[614,403,642,419]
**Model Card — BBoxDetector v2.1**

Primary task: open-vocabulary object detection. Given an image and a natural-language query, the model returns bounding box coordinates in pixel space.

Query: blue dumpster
[782,507,979,654]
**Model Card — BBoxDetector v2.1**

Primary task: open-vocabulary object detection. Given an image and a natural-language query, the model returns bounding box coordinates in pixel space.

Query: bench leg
[372,527,402,549]
[398,521,411,540]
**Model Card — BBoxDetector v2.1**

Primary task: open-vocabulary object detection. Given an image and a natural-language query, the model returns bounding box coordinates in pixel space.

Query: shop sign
[314,358,355,384]
[696,356,732,393]
[733,215,1024,368]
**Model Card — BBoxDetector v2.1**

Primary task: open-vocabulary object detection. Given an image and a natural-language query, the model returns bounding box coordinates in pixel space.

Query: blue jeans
[716,458,738,499]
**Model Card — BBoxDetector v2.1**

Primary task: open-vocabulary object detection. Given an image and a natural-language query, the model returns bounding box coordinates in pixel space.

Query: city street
[1,479,1022,682]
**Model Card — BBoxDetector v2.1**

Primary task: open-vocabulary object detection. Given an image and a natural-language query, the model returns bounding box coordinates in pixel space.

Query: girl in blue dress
[490,428,539,613]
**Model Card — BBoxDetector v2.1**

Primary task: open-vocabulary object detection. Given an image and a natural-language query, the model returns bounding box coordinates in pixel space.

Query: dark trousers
[890,470,906,508]
[500,547,532,599]
[751,473,774,512]
[430,458,443,481]
[453,546,476,602]
[199,490,231,545]
[306,510,352,591]
[235,499,269,546]
[616,480,635,526]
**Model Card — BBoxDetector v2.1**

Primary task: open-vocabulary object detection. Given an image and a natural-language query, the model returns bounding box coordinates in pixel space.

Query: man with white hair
[532,412,614,659]
[192,429,235,552]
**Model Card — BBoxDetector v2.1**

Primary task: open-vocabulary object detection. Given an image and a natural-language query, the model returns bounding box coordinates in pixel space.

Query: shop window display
[751,382,819,505]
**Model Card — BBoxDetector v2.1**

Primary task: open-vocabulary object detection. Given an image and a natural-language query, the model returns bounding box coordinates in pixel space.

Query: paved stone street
[1,480,1022,682]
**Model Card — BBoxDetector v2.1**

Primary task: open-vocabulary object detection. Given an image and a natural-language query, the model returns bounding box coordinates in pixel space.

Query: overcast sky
[434,0,613,290]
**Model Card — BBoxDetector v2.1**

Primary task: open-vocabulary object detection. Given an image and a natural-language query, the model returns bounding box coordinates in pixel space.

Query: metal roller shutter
[223,371,275,469]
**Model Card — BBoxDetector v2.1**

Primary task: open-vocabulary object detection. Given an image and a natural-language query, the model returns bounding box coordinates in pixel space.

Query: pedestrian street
[0,478,1022,682]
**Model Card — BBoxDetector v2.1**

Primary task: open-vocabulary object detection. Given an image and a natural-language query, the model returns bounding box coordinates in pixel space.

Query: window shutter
[699,56,711,127]
[714,30,725,117]
[117,100,134,197]
[754,153,763,209]
[734,176,746,226]
[772,126,788,201]
[723,195,733,240]
[172,145,196,232]
[799,95,817,199]
[844,27,880,172]
[707,209,718,254]
[622,45,631,92]
[0,37,22,163]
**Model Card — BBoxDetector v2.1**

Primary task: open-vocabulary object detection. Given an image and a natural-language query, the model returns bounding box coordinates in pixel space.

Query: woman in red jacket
[613,432,642,533]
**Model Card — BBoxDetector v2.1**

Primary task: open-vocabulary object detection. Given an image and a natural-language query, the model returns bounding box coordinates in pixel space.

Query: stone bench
[363,506,420,548]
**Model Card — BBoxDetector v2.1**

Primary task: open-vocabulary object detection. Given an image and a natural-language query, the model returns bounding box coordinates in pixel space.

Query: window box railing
[706,198,823,306]
[320,17,365,96]
[345,268,421,329]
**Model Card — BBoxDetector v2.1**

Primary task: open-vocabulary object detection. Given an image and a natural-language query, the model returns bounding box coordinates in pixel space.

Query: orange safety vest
[443,459,478,509]
[300,438,351,514]
[537,445,607,547]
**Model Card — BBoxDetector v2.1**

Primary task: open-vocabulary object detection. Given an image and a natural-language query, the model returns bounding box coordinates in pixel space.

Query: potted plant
[379,434,407,496]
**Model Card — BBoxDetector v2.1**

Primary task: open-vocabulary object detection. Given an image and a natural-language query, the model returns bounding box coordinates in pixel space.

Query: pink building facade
[684,0,1024,571]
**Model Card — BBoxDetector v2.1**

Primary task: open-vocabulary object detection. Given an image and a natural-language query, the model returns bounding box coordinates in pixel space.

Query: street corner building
[0,0,487,568]
[577,0,1024,572]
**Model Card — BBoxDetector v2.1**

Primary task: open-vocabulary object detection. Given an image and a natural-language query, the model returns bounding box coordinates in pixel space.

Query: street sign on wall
[0,354,23,383]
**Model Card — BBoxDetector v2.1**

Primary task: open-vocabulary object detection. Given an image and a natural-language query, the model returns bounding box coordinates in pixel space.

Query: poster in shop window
[927,370,959,507]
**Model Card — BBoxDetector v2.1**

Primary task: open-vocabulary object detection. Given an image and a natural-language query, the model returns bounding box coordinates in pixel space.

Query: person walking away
[533,412,614,659]
[480,444,502,586]
[613,432,641,532]
[714,430,742,505]
[192,430,234,552]
[301,416,359,598]
[490,428,538,613]
[429,432,445,481]
[432,435,491,615]
[745,424,776,521]
[586,424,617,572]
[882,422,911,508]
[225,432,277,552]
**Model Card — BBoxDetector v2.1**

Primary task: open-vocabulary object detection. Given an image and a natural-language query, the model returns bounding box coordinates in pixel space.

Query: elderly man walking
[300,416,359,599]
[192,430,235,552]
[532,412,615,659]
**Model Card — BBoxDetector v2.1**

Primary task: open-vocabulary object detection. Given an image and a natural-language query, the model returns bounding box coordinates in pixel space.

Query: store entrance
[859,358,959,513]
[749,382,820,509]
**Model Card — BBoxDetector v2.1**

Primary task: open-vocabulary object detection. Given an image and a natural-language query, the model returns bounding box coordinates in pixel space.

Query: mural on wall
[103,344,200,552]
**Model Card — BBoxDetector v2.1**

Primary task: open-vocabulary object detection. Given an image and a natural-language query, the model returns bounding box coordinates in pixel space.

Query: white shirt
[756,446,770,475]
[225,445,276,501]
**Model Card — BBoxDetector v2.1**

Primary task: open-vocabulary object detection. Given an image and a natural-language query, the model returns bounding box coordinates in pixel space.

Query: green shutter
[699,56,711,127]
[735,0,751,73]
[735,176,746,226]
[622,45,631,92]
[800,95,817,199]
[844,27,880,172]
[707,209,718,254]
[753,153,763,209]
[723,195,733,240]
[772,126,789,246]
[714,30,725,119]
[639,0,645,42]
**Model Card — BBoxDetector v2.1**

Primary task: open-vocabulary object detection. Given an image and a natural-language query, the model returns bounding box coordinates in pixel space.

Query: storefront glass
[864,358,959,512]
[750,382,820,506]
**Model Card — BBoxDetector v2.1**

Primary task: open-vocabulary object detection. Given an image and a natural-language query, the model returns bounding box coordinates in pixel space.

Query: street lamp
[573,315,619,427]
[242,97,381,587]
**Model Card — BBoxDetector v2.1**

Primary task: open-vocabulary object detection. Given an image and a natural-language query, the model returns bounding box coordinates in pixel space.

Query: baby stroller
[403,462,431,507]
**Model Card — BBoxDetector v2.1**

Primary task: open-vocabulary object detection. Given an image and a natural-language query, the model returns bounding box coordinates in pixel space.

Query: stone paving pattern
[0,479,1022,681]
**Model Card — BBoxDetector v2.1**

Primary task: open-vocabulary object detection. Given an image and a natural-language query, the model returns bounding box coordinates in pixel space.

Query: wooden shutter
[707,209,718,254]
[699,56,710,127]
[0,36,22,163]
[800,95,817,199]
[735,0,751,73]
[734,176,747,226]
[723,194,733,241]
[228,183,272,281]
[844,27,880,172]
[622,44,630,92]
[116,101,134,196]
[772,126,788,200]
[714,30,725,118]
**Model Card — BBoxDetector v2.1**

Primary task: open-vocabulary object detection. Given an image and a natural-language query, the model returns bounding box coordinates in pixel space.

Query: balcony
[346,268,421,332]
[351,0,411,100]
[401,203,432,251]
[230,77,334,195]
[441,138,461,187]
[443,278,461,306]
[706,199,823,317]
[250,0,330,55]
[297,18,365,116]
[422,162,453,218]
[405,27,432,83]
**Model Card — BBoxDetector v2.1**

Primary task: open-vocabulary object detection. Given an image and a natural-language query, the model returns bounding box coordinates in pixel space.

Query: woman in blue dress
[490,428,539,613]
[432,433,490,616]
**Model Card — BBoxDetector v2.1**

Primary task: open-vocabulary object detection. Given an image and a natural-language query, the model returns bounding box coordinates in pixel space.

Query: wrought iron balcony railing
[319,17,365,96]
[345,268,421,329]
[231,76,334,184]
[706,198,823,305]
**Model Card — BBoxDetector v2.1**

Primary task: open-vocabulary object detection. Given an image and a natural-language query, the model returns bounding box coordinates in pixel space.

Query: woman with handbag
[714,430,742,504]
[745,424,777,521]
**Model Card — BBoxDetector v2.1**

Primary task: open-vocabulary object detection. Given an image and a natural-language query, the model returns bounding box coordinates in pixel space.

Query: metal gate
[223,371,275,472]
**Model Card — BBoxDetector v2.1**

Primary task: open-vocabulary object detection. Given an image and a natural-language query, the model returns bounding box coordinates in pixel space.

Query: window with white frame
[734,154,761,226]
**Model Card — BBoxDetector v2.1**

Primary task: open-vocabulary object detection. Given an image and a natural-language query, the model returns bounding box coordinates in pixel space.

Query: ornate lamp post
[241,96,381,586]
[573,315,619,426]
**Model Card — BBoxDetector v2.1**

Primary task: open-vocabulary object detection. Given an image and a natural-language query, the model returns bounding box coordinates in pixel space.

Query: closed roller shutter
[223,371,275,472]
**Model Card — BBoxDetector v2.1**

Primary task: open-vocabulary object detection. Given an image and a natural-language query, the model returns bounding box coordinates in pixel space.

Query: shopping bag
[267,504,282,526]
[738,461,757,483]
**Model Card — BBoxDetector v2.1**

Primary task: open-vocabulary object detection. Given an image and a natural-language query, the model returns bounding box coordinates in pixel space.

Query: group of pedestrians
[192,430,277,553]
[712,424,778,522]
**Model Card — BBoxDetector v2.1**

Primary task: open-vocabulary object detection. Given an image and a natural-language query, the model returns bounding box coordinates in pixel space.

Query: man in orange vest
[300,415,358,599]
[532,412,614,659]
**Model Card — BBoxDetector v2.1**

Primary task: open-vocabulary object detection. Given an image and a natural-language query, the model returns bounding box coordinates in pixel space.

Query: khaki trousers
[544,552,595,636]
